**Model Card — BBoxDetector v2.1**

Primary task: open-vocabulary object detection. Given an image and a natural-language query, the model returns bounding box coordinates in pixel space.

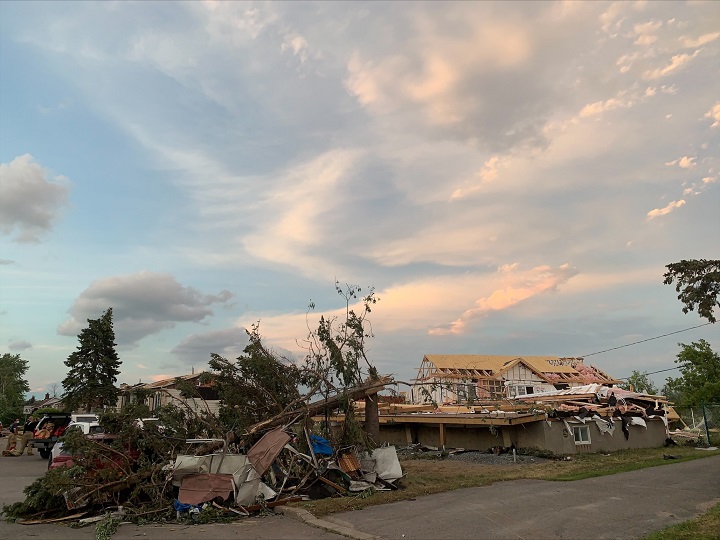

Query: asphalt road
[327,454,720,539]
[1,436,718,539]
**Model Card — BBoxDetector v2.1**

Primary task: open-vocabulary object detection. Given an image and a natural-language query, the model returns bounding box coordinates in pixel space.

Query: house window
[572,425,591,445]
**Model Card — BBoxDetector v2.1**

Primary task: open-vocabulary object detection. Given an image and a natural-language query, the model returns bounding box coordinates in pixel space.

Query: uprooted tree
[209,282,382,449]
[3,283,388,524]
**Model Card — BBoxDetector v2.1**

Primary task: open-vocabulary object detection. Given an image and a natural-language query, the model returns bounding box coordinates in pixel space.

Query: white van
[71,414,99,424]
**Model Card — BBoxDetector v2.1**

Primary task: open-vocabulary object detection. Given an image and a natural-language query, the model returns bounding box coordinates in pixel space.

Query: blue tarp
[309,434,333,456]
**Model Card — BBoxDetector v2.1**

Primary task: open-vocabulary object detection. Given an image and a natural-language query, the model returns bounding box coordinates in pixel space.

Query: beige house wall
[377,417,667,455]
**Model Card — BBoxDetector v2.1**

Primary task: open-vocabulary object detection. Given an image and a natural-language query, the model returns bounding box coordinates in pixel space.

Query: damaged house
[340,355,671,455]
[408,355,620,405]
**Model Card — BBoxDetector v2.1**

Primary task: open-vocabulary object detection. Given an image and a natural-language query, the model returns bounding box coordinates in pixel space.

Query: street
[1,437,719,539]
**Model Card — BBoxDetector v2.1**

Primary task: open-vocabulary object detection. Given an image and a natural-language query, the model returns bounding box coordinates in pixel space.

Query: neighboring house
[29,393,64,412]
[117,373,220,416]
[409,355,620,405]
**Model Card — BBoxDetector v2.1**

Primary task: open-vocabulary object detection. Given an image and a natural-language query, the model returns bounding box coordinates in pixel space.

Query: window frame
[572,425,591,445]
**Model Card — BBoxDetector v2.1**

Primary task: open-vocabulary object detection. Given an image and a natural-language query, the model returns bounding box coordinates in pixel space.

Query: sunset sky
[1,1,718,396]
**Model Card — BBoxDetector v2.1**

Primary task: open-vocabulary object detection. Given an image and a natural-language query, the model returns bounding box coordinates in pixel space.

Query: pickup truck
[29,413,72,459]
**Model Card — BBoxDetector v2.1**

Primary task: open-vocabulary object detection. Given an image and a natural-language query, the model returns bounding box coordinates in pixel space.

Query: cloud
[0,154,70,243]
[682,32,720,48]
[643,50,701,80]
[429,263,578,335]
[57,272,233,346]
[9,340,32,351]
[0,259,15,265]
[665,156,696,168]
[646,199,685,220]
[171,327,249,365]
[706,102,720,128]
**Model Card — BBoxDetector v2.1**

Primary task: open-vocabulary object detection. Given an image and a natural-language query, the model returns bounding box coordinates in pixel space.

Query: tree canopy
[62,307,121,412]
[0,353,30,424]
[663,339,720,407]
[619,370,658,395]
[663,259,720,323]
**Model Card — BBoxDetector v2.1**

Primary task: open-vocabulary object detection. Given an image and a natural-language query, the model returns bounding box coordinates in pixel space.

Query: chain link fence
[671,403,720,446]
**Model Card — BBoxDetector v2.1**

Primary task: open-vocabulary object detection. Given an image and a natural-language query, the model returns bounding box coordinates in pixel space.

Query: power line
[580,322,713,358]
[617,366,681,380]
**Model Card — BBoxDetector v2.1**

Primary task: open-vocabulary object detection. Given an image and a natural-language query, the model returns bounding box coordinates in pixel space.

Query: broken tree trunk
[246,376,392,437]
[364,391,380,444]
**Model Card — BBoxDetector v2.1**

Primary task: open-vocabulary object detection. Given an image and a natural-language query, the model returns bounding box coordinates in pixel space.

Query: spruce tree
[62,307,121,412]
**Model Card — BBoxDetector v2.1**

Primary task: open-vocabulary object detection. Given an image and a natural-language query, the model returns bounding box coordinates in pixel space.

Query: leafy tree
[619,370,658,395]
[62,308,121,412]
[663,339,720,407]
[0,353,30,424]
[302,282,380,446]
[664,259,720,323]
[209,324,304,435]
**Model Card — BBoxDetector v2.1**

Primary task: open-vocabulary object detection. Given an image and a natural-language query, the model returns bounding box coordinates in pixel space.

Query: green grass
[643,502,720,540]
[295,446,720,516]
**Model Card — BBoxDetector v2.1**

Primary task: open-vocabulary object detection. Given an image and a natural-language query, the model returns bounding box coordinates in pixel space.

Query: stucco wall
[377,417,667,455]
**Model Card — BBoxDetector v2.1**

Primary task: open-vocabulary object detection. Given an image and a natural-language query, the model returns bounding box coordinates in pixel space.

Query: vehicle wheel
[39,449,50,460]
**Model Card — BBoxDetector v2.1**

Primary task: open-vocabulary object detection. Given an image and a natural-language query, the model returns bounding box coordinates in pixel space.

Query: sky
[0,1,718,398]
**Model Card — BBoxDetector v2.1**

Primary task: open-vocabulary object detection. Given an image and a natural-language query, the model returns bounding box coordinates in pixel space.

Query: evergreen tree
[0,353,30,424]
[62,308,121,412]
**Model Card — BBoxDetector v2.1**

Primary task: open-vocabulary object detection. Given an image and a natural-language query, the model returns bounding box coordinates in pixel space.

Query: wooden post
[405,425,413,445]
[439,422,446,449]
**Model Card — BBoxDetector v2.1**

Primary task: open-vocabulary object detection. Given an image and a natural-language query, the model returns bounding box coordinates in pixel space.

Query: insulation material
[629,417,647,428]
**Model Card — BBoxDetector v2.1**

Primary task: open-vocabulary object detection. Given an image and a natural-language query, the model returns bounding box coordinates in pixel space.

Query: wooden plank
[317,476,348,494]
[19,512,87,525]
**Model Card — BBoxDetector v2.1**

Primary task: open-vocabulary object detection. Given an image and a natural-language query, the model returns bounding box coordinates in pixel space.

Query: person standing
[18,416,38,456]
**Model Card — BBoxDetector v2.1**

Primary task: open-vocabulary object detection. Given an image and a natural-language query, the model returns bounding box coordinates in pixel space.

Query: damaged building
[342,355,673,455]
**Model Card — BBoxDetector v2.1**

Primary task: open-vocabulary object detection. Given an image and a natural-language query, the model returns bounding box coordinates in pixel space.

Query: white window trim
[572,425,591,445]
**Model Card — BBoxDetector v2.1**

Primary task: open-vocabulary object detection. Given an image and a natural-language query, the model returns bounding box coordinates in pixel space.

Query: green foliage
[95,515,120,540]
[62,308,122,412]
[34,407,63,415]
[302,283,380,448]
[664,259,720,323]
[663,340,720,407]
[619,370,658,394]
[0,353,30,424]
[209,323,303,434]
[2,469,67,519]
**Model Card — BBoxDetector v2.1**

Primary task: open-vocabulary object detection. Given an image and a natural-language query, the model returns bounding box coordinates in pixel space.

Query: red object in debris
[49,434,139,472]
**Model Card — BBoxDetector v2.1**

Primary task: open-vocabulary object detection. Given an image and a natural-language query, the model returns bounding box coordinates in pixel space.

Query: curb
[279,506,379,540]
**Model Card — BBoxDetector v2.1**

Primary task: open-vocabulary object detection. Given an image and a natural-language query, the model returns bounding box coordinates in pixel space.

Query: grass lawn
[643,502,720,540]
[295,445,720,517]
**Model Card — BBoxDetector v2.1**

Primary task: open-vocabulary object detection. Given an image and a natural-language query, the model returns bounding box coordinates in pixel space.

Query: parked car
[48,433,139,472]
[49,421,105,463]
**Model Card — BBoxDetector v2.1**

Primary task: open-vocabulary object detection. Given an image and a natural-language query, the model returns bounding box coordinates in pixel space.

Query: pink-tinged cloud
[646,199,685,220]
[706,102,720,128]
[643,50,700,80]
[429,263,577,335]
[664,156,696,168]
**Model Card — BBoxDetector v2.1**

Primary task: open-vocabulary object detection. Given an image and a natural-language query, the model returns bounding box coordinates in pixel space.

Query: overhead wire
[580,322,713,358]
